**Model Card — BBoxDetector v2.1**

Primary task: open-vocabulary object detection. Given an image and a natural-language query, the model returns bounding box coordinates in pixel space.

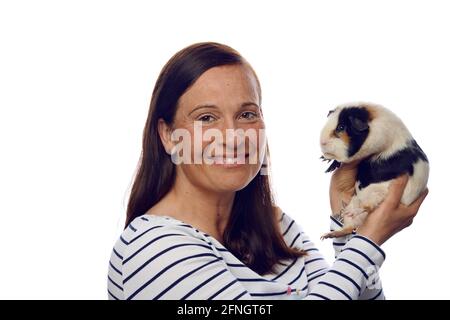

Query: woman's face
[161,64,266,194]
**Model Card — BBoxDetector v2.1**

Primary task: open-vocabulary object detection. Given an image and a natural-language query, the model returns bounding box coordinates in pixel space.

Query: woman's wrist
[355,224,386,246]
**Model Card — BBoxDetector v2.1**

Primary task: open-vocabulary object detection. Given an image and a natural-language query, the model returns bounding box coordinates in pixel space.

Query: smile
[207,154,249,166]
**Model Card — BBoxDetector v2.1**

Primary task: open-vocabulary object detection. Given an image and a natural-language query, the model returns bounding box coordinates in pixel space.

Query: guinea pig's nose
[320,140,327,146]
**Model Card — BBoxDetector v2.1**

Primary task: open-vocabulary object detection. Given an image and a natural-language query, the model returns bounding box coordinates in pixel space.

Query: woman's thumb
[384,175,409,208]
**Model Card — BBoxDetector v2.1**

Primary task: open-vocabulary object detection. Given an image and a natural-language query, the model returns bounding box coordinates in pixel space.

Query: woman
[107,42,428,300]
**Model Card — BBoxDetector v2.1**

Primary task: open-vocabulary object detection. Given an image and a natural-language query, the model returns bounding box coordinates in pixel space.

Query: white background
[0,0,448,299]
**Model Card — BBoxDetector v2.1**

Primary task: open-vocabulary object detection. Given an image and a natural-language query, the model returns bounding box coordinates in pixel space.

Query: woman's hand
[329,163,429,246]
[329,161,360,215]
[356,175,428,246]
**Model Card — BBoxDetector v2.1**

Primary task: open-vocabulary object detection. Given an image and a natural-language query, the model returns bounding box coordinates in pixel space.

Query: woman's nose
[223,117,238,131]
[220,119,240,138]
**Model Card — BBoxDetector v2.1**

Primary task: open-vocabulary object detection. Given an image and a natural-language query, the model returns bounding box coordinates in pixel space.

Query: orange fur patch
[338,131,350,146]
[362,104,377,121]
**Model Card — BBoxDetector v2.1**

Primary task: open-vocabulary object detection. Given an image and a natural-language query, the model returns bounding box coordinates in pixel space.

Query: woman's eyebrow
[241,102,260,109]
[188,104,218,116]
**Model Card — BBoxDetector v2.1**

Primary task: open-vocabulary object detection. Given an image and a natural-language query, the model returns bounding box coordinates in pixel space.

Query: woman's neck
[148,174,235,243]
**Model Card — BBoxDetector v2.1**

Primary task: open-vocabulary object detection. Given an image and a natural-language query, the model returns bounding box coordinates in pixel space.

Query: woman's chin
[209,168,256,191]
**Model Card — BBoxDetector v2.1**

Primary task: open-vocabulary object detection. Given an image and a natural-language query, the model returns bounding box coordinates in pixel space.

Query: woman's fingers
[329,163,359,213]
[404,188,429,216]
[415,188,429,206]
[339,160,360,171]
[383,175,409,208]
[395,188,429,224]
[331,165,357,195]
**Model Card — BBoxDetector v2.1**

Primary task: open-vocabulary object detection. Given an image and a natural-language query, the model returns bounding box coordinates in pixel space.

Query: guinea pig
[319,102,429,239]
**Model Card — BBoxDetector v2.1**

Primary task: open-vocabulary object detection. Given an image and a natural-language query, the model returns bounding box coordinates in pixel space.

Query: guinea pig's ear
[349,116,369,132]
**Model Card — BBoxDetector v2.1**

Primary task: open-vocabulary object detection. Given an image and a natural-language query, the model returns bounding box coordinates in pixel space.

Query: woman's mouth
[207,154,250,167]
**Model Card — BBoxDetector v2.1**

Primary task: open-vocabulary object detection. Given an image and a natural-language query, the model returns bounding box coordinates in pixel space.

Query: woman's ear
[158,118,174,154]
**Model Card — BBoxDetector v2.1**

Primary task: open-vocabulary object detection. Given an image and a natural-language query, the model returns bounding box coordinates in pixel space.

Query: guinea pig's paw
[320,231,337,240]
[321,226,355,240]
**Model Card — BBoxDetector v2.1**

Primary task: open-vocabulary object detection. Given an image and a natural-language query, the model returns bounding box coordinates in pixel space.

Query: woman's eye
[198,114,216,123]
[240,111,257,120]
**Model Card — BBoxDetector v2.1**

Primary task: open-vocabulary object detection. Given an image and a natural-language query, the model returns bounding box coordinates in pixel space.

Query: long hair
[126,42,305,275]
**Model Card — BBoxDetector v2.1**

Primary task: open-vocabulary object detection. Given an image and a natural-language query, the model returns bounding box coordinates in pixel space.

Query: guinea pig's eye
[336,124,346,132]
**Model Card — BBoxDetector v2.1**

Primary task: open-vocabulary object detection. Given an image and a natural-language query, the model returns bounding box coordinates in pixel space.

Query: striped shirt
[107,212,385,300]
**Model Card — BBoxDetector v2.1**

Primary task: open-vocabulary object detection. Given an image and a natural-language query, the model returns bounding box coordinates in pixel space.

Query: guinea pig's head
[320,104,375,165]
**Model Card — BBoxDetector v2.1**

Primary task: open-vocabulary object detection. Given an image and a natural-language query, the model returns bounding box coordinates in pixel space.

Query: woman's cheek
[251,122,266,166]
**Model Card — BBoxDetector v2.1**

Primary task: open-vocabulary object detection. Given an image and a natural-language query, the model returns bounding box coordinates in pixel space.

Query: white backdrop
[0,0,448,299]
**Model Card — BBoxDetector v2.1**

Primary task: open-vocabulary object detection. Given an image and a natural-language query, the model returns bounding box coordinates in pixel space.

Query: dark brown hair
[126,42,305,275]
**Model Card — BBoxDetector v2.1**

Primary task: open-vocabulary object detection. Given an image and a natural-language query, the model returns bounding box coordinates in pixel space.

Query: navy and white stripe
[108,213,385,300]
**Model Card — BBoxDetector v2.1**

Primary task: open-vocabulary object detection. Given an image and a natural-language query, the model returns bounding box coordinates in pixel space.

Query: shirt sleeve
[119,224,253,300]
[328,215,385,300]
[284,214,386,300]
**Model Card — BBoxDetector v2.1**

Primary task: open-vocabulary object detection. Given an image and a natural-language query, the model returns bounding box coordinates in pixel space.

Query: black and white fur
[319,102,429,239]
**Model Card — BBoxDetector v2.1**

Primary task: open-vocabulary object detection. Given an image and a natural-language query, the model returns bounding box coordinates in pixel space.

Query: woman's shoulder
[108,214,241,300]
[120,214,212,246]
[116,214,228,260]
[273,207,311,251]
[273,206,304,232]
